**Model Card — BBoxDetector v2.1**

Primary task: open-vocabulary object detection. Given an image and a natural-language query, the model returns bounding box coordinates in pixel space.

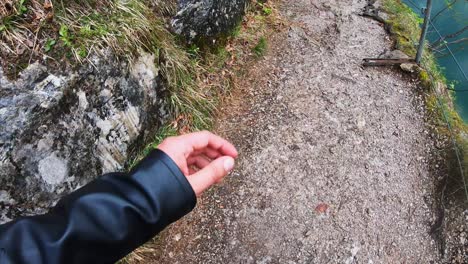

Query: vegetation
[123,1,284,262]
[1,0,215,144]
[382,0,423,57]
[2,1,282,260]
[0,0,278,133]
[383,0,468,198]
[252,36,267,57]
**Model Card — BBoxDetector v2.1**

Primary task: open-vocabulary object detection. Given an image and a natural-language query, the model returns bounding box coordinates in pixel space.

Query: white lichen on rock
[38,153,68,185]
[0,52,167,221]
[95,104,141,173]
[130,52,159,91]
[77,91,89,110]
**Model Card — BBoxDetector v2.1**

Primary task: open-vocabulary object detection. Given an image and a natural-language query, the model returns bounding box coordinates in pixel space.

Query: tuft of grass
[252,36,267,57]
[53,0,175,62]
[259,3,273,16]
[1,0,181,67]
[230,24,242,38]
[128,124,178,169]
[44,38,56,52]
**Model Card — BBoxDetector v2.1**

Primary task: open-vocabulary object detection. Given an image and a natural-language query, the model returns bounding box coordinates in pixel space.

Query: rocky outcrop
[0,51,169,223]
[0,1,250,224]
[172,0,248,42]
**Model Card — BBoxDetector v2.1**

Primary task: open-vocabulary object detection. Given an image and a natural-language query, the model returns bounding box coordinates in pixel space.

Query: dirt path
[148,0,441,263]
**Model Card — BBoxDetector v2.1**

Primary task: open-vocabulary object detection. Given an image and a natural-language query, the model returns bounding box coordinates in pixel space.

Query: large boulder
[0,51,169,223]
[0,0,250,224]
[172,0,248,42]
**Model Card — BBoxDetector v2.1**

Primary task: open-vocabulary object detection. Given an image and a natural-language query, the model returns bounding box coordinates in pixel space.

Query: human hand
[157,131,238,195]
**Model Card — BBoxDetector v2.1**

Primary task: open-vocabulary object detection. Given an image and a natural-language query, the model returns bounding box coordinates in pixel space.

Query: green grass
[128,125,178,169]
[383,0,468,198]
[1,0,217,168]
[53,0,178,61]
[123,1,284,262]
[258,2,273,16]
[382,0,423,56]
[252,36,267,57]
[54,0,215,143]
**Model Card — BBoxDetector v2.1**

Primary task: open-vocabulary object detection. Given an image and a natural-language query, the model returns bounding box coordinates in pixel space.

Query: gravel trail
[149,0,441,263]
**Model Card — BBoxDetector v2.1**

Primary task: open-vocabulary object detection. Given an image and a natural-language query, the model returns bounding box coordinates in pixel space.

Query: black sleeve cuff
[0,149,197,264]
[127,148,197,223]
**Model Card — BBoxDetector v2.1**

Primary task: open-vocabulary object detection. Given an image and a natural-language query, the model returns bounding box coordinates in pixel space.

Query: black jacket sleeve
[0,149,197,264]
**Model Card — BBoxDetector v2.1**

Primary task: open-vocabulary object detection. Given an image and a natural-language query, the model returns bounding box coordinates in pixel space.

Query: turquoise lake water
[403,0,467,121]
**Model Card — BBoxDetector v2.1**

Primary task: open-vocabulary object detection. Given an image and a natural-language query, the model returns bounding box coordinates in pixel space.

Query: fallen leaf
[315,203,329,214]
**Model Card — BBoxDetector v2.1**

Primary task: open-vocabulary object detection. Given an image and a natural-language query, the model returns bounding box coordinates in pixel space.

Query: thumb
[187,156,235,196]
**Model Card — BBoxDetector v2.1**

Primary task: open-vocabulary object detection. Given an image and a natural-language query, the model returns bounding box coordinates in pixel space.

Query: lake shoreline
[380,0,468,262]
[403,0,468,122]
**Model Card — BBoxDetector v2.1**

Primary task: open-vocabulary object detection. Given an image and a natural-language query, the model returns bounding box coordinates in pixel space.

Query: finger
[189,167,197,175]
[190,148,221,160]
[181,131,238,158]
[190,149,204,156]
[187,155,211,169]
[187,156,235,195]
[203,148,221,159]
[179,162,189,176]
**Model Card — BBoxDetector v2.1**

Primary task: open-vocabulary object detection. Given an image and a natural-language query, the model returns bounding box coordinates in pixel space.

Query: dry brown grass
[0,0,180,75]
[1,2,288,261]
[1,0,54,75]
[0,0,211,133]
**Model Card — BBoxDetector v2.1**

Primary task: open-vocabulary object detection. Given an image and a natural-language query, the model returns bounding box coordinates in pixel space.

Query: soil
[134,0,449,263]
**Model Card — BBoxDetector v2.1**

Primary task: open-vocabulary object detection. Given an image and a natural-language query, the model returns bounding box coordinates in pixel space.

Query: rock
[0,190,14,205]
[0,51,169,223]
[361,0,386,24]
[378,10,390,21]
[379,49,410,60]
[38,153,68,185]
[172,0,248,42]
[174,233,182,241]
[400,63,418,73]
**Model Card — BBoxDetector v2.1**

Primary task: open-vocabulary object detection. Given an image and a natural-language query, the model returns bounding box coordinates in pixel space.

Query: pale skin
[157,131,238,195]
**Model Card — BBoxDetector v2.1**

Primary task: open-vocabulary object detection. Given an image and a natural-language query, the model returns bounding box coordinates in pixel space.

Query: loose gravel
[147,0,443,263]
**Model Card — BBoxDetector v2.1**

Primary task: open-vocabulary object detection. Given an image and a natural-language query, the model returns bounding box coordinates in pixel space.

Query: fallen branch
[430,26,468,48]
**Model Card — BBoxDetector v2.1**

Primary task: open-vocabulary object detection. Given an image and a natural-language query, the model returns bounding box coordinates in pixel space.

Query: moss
[382,0,423,56]
[419,70,431,87]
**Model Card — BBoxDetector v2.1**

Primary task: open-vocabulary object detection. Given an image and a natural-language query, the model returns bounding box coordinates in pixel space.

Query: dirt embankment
[132,0,447,263]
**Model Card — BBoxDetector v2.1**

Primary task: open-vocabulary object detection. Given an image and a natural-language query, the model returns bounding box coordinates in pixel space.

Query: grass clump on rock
[1,0,214,134]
